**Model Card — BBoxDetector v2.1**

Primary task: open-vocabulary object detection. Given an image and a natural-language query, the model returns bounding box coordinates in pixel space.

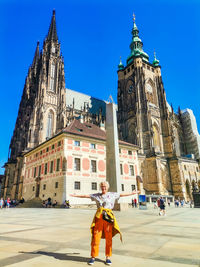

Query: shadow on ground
[19,251,105,263]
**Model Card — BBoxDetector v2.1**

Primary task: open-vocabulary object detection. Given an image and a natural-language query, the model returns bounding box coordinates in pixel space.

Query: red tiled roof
[63,120,106,140]
[62,120,138,149]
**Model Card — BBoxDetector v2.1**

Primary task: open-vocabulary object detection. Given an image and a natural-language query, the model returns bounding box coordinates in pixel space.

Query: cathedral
[1,11,200,203]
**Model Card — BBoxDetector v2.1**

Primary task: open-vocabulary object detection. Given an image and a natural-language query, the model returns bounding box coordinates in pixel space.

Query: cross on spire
[133,13,136,23]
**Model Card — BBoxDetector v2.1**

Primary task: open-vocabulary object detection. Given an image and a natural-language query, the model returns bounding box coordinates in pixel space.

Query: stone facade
[117,17,200,198]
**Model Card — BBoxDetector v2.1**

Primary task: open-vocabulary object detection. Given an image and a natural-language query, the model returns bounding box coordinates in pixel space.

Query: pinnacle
[47,10,58,41]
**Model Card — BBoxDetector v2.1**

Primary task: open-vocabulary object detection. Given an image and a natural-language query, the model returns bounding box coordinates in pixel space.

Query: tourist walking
[159,197,166,216]
[70,181,139,265]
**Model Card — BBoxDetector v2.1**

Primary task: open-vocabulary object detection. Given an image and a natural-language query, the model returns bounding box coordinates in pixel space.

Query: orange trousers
[91,214,113,258]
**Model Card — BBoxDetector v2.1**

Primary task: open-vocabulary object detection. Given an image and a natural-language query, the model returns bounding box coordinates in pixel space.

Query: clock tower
[117,15,174,194]
[117,15,173,157]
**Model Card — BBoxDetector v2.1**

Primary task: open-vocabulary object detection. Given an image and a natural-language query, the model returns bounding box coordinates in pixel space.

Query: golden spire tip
[133,13,136,22]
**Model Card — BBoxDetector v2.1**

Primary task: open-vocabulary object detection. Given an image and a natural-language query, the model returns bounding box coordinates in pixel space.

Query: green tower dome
[152,51,160,66]
[127,14,149,65]
[118,56,124,70]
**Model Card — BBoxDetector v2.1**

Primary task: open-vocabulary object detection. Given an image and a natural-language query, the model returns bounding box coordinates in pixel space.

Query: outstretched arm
[120,190,140,198]
[70,194,91,199]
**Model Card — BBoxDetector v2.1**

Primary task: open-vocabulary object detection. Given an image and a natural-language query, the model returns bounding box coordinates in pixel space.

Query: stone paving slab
[6,249,196,267]
[0,205,200,267]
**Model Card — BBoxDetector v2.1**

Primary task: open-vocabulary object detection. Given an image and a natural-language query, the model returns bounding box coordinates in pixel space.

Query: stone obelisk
[106,100,127,210]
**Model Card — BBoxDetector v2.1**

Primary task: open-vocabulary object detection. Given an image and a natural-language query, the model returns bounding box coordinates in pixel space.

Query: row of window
[33,182,136,193]
[31,159,135,177]
[32,142,133,160]
[44,158,61,175]
[120,163,134,176]
[74,159,135,175]
[119,148,133,155]
[32,158,61,177]
[33,181,59,192]
[74,181,136,191]
[183,165,199,172]
[123,63,155,75]
[74,140,96,149]
[32,141,62,159]
[74,158,96,172]
[75,141,133,155]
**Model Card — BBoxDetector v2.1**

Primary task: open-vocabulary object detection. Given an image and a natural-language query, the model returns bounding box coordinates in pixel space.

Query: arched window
[152,124,160,149]
[50,63,55,91]
[185,179,191,199]
[46,111,54,139]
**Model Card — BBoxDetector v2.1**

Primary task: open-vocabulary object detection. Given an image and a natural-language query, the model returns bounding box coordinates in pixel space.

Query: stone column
[106,102,128,210]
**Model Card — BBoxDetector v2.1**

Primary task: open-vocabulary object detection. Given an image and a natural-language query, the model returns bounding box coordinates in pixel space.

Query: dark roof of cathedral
[47,10,58,41]
[63,119,138,148]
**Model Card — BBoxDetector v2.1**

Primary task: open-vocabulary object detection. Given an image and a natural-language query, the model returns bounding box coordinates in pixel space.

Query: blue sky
[0,0,200,174]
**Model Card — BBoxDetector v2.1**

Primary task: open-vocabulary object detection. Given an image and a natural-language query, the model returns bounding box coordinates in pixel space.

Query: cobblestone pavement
[0,205,200,267]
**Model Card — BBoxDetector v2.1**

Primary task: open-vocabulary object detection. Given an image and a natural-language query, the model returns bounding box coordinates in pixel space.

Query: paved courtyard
[0,205,200,267]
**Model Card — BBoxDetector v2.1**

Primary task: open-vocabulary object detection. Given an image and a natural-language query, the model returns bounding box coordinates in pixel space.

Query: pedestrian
[131,198,134,208]
[157,198,160,209]
[64,200,71,208]
[134,198,137,208]
[70,181,139,265]
[52,200,57,207]
[47,197,52,207]
[6,197,11,208]
[0,198,4,209]
[168,199,170,207]
[159,197,166,216]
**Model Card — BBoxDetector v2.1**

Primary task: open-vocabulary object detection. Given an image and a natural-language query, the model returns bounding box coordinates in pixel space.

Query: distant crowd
[42,198,71,208]
[153,197,193,216]
[0,197,25,209]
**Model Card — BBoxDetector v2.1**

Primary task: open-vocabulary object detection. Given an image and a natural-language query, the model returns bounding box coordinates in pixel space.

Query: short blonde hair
[99,181,110,189]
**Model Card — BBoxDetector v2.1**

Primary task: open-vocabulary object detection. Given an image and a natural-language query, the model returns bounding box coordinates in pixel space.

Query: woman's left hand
[132,190,140,194]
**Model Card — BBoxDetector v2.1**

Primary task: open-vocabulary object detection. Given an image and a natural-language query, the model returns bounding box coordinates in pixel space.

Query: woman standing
[6,197,11,208]
[70,181,139,265]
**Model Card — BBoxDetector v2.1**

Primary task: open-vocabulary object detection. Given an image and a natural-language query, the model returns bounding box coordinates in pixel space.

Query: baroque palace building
[1,11,200,203]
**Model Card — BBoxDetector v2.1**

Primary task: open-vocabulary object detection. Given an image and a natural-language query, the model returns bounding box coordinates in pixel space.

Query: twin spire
[33,11,159,71]
[32,10,58,66]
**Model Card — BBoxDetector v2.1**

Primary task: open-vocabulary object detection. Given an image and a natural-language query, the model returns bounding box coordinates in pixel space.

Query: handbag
[102,210,114,223]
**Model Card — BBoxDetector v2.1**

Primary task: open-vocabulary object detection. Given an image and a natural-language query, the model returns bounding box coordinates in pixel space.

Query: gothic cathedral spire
[47,10,58,42]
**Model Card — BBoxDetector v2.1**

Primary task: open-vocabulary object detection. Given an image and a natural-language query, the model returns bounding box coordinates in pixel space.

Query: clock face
[128,85,134,94]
